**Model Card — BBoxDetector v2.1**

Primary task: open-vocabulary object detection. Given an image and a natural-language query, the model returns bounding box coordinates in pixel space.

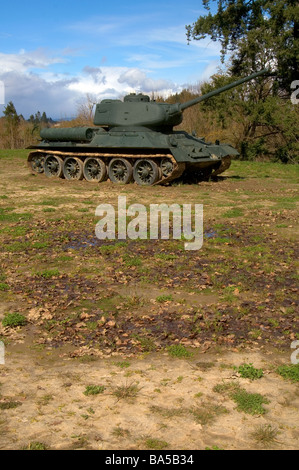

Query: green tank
[27,69,267,185]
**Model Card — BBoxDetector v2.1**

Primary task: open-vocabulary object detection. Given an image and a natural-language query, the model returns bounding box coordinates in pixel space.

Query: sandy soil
[0,341,298,450]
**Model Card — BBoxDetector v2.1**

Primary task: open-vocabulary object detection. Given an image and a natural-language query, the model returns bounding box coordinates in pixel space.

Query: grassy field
[0,149,298,450]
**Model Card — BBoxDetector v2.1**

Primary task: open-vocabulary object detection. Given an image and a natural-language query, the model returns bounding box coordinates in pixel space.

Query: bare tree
[75,94,97,126]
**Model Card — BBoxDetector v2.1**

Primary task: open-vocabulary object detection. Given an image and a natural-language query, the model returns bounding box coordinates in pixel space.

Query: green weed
[24,442,48,450]
[38,394,54,406]
[0,282,9,291]
[0,401,22,409]
[35,268,60,279]
[213,381,270,415]
[205,445,224,450]
[113,360,131,368]
[150,405,187,418]
[112,427,131,438]
[83,385,105,396]
[192,403,228,425]
[32,242,49,249]
[156,294,173,303]
[250,424,279,448]
[232,390,270,415]
[4,241,31,252]
[276,364,299,383]
[39,198,61,207]
[112,383,140,401]
[2,313,27,328]
[123,255,142,267]
[57,255,73,262]
[167,344,192,358]
[0,210,32,222]
[155,253,178,261]
[145,438,169,450]
[235,363,264,380]
[131,334,156,352]
[222,208,244,218]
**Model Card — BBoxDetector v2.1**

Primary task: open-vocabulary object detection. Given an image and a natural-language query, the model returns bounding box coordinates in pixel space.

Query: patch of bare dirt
[0,345,298,450]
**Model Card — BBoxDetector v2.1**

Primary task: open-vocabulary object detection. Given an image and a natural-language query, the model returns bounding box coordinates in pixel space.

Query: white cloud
[0,49,182,118]
[118,68,174,94]
[0,71,81,118]
[0,44,221,119]
[68,66,132,96]
[0,48,66,74]
[68,66,179,101]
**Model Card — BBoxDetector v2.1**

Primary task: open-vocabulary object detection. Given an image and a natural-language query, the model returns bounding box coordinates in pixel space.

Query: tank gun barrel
[179,69,269,112]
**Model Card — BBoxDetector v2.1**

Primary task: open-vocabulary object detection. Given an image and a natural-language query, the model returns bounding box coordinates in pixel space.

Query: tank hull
[27,128,238,185]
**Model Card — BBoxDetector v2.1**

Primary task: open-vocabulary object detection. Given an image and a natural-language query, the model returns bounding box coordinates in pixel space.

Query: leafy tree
[198,72,299,162]
[35,111,41,123]
[41,111,48,123]
[3,101,19,125]
[186,0,298,93]
[185,0,299,162]
[3,101,20,148]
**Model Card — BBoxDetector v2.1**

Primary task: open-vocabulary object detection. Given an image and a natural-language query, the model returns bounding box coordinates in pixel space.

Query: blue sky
[0,0,222,118]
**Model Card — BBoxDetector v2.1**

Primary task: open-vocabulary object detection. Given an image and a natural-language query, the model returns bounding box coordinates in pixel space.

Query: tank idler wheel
[44,154,64,178]
[108,158,133,184]
[133,159,160,186]
[83,157,107,183]
[29,154,45,174]
[160,157,174,178]
[63,157,84,180]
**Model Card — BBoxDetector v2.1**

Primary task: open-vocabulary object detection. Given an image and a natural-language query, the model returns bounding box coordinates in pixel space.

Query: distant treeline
[0,101,55,149]
[28,111,55,126]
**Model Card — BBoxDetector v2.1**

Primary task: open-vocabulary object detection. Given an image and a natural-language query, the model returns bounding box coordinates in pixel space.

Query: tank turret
[93,69,268,130]
[28,69,268,186]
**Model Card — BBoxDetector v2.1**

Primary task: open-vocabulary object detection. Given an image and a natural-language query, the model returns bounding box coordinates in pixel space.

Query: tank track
[210,155,231,178]
[27,150,186,186]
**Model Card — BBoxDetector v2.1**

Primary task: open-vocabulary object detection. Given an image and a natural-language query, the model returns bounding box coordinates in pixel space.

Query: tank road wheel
[63,157,84,180]
[108,158,133,184]
[44,154,64,178]
[160,157,174,178]
[83,157,107,183]
[28,153,45,174]
[133,159,160,186]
